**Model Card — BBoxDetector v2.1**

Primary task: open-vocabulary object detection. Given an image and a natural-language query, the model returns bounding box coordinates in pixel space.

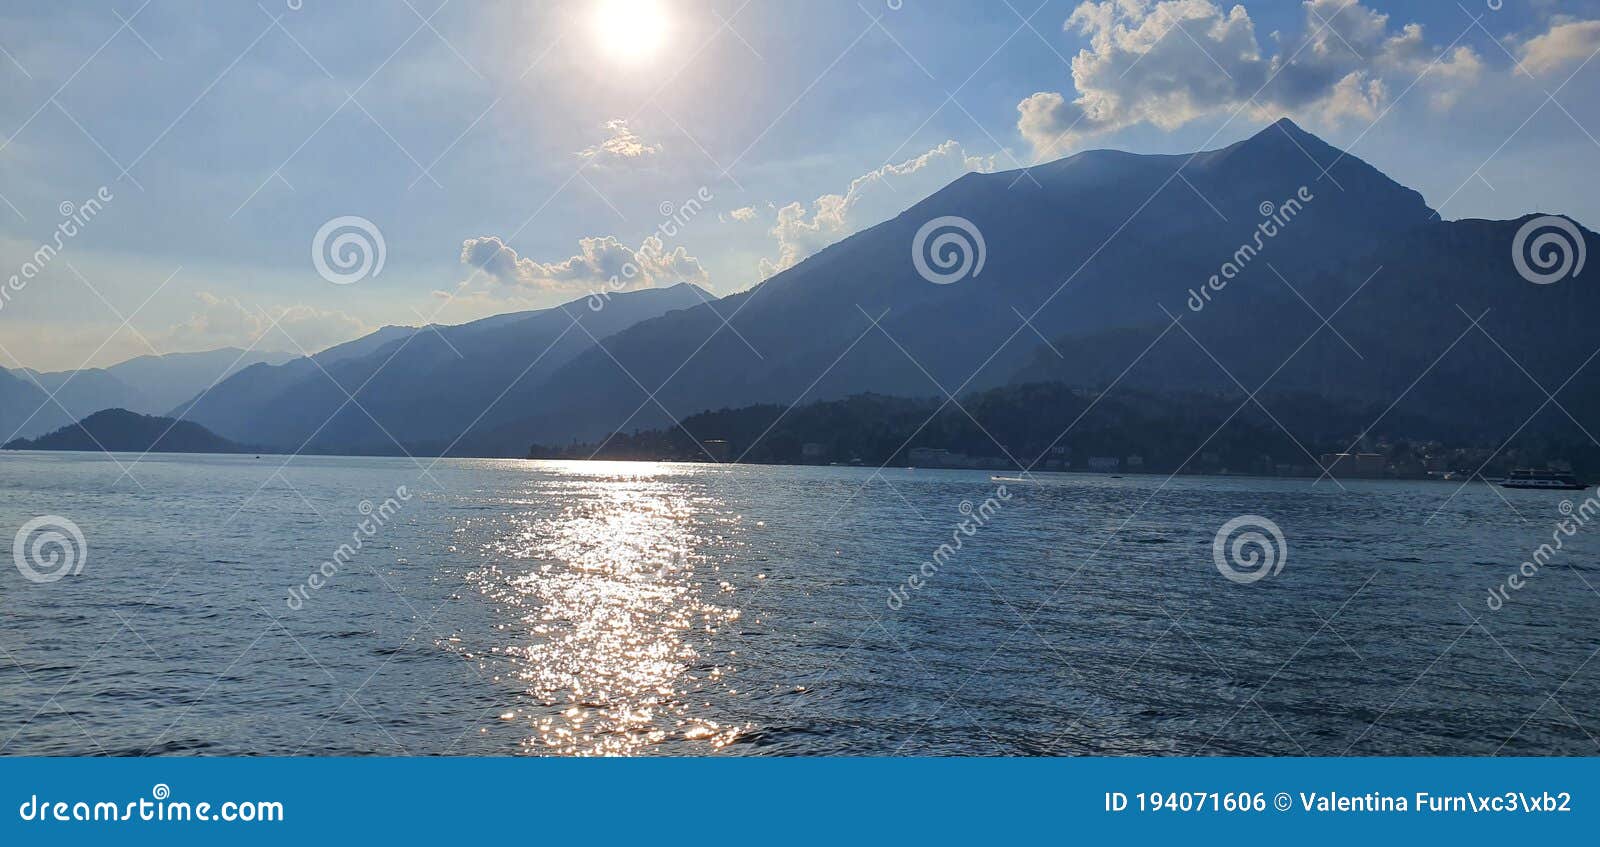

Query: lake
[1,452,1597,756]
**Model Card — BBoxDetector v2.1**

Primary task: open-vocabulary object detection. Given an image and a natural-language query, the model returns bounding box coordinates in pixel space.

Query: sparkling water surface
[2,452,1597,756]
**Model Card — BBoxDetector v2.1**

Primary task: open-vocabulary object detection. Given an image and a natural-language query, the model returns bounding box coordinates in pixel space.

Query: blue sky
[2,0,1599,370]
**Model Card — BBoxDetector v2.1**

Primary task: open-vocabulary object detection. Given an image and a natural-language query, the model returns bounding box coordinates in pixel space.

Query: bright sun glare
[592,0,671,66]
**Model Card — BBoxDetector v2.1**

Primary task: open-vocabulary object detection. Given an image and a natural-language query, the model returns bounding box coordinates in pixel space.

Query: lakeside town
[528,387,1587,482]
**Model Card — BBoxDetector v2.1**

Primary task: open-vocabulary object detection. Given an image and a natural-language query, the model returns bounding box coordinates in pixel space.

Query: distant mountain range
[3,408,249,453]
[174,283,713,454]
[7,118,1593,460]
[0,348,294,442]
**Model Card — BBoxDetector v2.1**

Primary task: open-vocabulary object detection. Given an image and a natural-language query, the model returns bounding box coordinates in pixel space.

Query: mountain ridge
[450,117,1446,454]
[164,119,1596,458]
[178,283,714,453]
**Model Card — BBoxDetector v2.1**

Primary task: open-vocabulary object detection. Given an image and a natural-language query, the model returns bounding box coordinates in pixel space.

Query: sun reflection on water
[467,465,744,755]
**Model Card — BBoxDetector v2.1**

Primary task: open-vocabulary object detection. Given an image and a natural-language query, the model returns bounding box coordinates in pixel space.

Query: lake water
[1,452,1597,756]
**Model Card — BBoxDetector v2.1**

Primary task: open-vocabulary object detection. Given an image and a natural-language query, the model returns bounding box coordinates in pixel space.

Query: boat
[1498,468,1586,490]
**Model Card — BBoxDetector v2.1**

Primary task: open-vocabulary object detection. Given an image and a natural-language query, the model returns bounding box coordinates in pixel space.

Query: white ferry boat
[1498,469,1586,490]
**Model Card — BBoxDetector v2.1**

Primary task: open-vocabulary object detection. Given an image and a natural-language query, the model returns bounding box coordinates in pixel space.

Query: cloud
[1018,0,1485,159]
[758,140,999,277]
[455,234,708,301]
[158,292,370,355]
[1521,20,1600,75]
[577,119,662,163]
[726,206,759,222]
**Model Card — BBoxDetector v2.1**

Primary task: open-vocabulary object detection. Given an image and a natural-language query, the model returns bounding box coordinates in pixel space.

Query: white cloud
[758,140,999,277]
[1521,20,1600,75]
[455,234,708,301]
[158,292,370,356]
[1321,71,1385,123]
[1018,0,1485,159]
[726,206,759,222]
[577,119,662,163]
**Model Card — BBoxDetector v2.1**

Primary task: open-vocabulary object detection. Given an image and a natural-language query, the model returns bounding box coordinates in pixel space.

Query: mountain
[461,117,1450,452]
[3,408,250,453]
[102,348,298,412]
[1,348,295,436]
[178,283,713,454]
[0,368,76,442]
[311,326,417,365]
[4,367,138,435]
[168,117,1598,459]
[1011,213,1600,440]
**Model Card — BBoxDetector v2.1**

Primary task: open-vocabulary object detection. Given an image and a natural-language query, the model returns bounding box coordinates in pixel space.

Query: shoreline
[0,447,1523,485]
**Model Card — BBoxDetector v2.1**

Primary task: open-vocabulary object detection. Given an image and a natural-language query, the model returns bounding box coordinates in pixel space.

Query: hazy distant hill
[102,348,297,412]
[3,408,249,454]
[178,283,713,454]
[0,368,76,442]
[2,347,295,438]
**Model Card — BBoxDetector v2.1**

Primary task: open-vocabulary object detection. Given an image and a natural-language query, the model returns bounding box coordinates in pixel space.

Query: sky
[2,0,1599,371]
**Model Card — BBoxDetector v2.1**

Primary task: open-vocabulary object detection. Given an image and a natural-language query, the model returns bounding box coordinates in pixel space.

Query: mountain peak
[1241,115,1333,154]
[1269,115,1307,134]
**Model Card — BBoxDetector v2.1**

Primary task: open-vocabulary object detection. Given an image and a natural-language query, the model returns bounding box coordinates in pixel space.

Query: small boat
[1498,468,1586,490]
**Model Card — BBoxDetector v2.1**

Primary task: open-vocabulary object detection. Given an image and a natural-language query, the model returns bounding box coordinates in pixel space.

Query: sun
[591,0,672,66]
